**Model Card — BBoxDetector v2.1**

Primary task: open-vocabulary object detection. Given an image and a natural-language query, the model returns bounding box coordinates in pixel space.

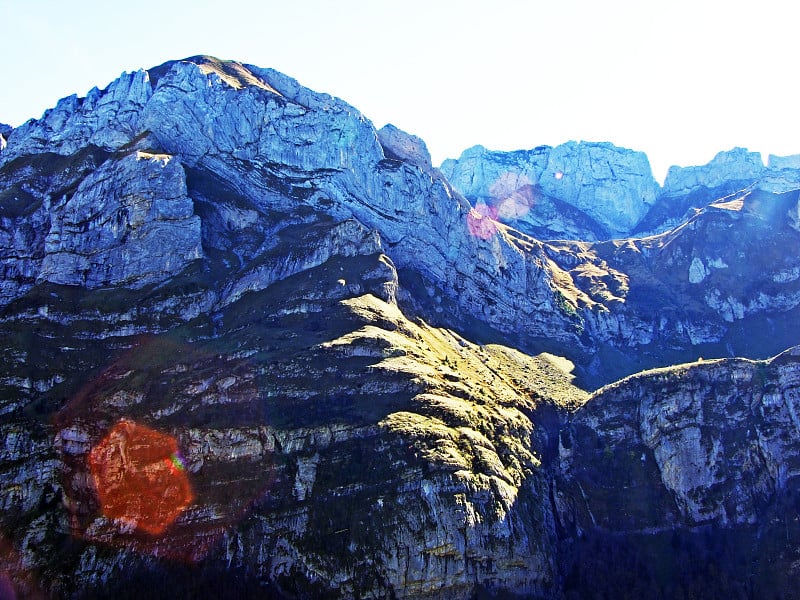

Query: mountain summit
[1,56,800,599]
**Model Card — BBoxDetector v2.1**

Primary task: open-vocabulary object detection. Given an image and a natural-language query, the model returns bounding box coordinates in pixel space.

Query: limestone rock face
[0,148,202,303]
[562,348,800,527]
[444,143,800,242]
[377,123,433,171]
[542,184,800,384]
[539,142,659,235]
[0,57,580,598]
[440,141,660,239]
[662,148,765,197]
[39,151,201,288]
[1,70,152,162]
[0,56,587,355]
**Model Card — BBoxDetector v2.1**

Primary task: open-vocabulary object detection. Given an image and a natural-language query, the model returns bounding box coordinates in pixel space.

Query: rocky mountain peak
[376,123,433,171]
[148,55,282,94]
[440,140,660,240]
[661,147,766,197]
[2,56,800,599]
[444,141,800,241]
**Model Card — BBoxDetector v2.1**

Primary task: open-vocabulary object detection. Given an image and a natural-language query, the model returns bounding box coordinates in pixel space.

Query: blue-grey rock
[38,151,201,288]
[377,123,433,171]
[2,54,800,600]
[0,56,586,350]
[662,147,765,196]
[441,141,660,239]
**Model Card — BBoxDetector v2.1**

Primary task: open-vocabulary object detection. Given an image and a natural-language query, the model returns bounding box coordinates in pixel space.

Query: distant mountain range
[1,56,799,599]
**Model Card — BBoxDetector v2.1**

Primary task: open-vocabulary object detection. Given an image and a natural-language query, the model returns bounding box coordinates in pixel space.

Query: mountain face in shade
[1,56,799,599]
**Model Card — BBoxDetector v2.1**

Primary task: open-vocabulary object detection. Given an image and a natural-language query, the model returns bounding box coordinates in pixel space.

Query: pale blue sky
[1,0,797,181]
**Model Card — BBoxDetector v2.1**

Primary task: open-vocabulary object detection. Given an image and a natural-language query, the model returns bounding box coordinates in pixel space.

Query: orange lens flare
[88,420,193,536]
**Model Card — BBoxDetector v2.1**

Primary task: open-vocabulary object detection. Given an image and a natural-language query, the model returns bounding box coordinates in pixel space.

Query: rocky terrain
[442,143,800,240]
[0,56,799,598]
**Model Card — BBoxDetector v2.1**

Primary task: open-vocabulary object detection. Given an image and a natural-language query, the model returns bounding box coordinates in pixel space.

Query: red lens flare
[88,420,193,536]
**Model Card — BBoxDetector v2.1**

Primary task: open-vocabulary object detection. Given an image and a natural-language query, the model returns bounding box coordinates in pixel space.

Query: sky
[1,0,798,182]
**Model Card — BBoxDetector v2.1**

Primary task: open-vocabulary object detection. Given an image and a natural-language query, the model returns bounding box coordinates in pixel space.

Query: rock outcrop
[39,151,202,289]
[0,124,9,152]
[0,57,581,598]
[563,348,800,528]
[0,226,583,598]
[1,57,613,374]
[377,123,433,172]
[553,348,800,597]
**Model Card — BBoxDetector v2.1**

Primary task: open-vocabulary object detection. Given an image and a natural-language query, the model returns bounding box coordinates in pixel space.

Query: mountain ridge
[1,55,799,599]
[441,142,800,242]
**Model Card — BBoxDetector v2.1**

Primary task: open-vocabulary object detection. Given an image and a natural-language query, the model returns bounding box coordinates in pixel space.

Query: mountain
[440,142,661,240]
[1,55,799,599]
[442,143,800,240]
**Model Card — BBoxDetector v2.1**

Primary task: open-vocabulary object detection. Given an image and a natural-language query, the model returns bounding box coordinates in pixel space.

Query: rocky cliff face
[1,55,800,598]
[554,348,800,597]
[563,347,800,529]
[443,143,800,242]
[440,142,660,240]
[545,184,800,384]
[661,148,765,196]
[0,56,590,361]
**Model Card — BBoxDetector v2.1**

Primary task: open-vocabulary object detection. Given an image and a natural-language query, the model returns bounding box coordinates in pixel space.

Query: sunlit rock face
[441,142,660,240]
[443,143,800,242]
[377,123,433,171]
[1,55,800,599]
[0,124,10,152]
[0,56,582,598]
[0,56,590,357]
[662,148,765,197]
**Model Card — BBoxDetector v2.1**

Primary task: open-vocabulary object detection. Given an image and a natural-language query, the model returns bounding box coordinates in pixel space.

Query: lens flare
[88,420,193,536]
[168,452,187,472]
[467,202,499,240]
[0,572,14,600]
[489,172,535,222]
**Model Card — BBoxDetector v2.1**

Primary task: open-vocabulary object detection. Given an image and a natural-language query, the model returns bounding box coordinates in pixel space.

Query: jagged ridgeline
[1,55,799,599]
